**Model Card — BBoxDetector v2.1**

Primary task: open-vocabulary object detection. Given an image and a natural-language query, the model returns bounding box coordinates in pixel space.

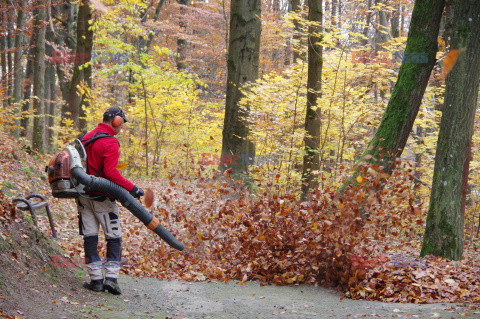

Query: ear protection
[112,115,124,128]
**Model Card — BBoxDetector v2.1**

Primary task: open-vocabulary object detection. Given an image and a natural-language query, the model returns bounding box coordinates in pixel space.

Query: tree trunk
[1,31,6,108]
[45,24,56,149]
[331,0,337,25]
[420,0,480,261]
[220,0,262,176]
[361,0,372,46]
[341,0,445,196]
[300,0,323,200]
[374,0,389,51]
[13,0,28,137]
[176,0,190,71]
[6,25,13,107]
[145,0,166,50]
[290,0,302,62]
[337,0,342,27]
[32,4,47,152]
[390,1,400,38]
[400,5,405,36]
[20,36,34,138]
[53,0,76,119]
[68,0,92,131]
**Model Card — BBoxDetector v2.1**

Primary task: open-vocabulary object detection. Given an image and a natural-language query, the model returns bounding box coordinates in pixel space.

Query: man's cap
[103,106,129,123]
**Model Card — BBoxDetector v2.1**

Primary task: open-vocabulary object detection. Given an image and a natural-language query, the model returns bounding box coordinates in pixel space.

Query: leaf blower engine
[46,139,184,251]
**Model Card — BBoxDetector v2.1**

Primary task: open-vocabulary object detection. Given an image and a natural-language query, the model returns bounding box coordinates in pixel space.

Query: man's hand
[130,186,144,199]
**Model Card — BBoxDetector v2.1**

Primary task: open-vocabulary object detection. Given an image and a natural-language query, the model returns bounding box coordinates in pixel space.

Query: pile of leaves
[50,162,480,305]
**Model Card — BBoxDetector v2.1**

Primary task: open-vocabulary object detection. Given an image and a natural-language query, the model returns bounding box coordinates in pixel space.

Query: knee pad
[84,235,101,263]
[106,237,122,261]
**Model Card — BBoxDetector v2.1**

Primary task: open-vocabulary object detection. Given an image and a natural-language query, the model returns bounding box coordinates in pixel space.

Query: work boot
[103,279,122,295]
[83,279,103,292]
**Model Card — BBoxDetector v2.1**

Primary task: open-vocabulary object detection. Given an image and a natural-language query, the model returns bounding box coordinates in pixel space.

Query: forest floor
[0,216,476,319]
[0,131,479,318]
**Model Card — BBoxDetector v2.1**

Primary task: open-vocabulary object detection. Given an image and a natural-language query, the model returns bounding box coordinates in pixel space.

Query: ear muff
[112,115,124,128]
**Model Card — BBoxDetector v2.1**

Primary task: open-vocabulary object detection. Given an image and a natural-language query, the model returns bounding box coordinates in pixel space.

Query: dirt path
[69,274,474,319]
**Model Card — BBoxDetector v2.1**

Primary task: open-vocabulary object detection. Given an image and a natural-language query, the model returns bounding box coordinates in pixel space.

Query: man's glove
[130,186,144,199]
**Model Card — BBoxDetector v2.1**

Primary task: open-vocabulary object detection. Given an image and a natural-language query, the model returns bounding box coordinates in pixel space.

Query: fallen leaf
[144,188,154,208]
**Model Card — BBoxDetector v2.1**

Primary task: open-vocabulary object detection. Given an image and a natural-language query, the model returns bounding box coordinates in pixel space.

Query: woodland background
[1,0,480,305]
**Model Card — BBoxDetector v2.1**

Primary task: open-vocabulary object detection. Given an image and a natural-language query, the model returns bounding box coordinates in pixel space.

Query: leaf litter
[51,169,480,308]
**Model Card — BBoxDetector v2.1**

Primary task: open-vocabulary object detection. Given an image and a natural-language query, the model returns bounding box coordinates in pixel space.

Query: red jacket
[81,123,134,193]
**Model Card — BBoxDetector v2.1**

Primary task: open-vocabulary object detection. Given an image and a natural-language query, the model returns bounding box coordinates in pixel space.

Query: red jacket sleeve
[101,139,135,192]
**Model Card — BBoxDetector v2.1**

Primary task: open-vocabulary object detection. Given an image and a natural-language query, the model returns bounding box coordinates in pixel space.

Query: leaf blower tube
[71,167,185,251]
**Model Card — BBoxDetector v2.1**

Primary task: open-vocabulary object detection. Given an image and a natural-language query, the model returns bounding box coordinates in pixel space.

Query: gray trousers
[77,196,122,280]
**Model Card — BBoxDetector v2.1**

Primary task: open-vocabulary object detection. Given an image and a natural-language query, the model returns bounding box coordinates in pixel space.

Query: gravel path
[76,274,475,319]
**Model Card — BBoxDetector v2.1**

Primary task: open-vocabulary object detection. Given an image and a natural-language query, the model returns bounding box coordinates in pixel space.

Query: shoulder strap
[82,132,114,148]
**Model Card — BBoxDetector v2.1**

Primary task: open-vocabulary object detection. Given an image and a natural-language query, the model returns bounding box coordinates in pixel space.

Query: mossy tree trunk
[32,3,46,152]
[220,0,261,177]
[300,0,323,200]
[341,0,445,194]
[420,0,480,261]
[68,0,92,131]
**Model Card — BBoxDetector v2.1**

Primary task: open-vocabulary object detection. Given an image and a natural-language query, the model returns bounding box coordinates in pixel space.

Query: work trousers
[77,196,122,280]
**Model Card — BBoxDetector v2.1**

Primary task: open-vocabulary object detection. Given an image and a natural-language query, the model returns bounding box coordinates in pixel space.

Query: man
[78,106,144,295]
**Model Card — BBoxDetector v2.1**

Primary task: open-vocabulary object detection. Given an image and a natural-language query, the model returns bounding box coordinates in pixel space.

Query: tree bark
[52,0,76,119]
[68,0,92,131]
[361,0,372,46]
[6,23,13,107]
[220,0,262,176]
[390,1,400,38]
[290,0,302,62]
[341,0,445,197]
[32,4,47,152]
[331,0,337,25]
[176,0,190,71]
[13,0,28,137]
[374,0,389,51]
[45,22,56,149]
[20,36,34,138]
[1,30,6,108]
[420,0,480,260]
[300,0,323,200]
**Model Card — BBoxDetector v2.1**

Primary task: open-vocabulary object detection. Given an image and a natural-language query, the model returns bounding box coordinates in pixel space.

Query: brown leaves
[41,159,480,304]
[348,254,480,303]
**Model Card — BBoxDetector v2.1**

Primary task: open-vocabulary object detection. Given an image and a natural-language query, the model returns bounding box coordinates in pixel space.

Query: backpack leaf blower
[46,139,184,251]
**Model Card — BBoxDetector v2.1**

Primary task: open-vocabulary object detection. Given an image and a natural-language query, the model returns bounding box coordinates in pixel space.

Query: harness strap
[81,132,115,176]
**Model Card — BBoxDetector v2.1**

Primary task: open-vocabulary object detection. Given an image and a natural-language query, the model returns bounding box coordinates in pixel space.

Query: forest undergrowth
[1,131,480,307]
